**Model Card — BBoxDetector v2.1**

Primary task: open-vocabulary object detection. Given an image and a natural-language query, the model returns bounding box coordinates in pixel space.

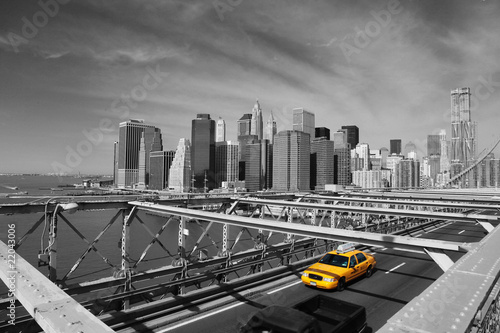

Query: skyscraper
[333,130,351,186]
[117,119,161,187]
[138,128,163,185]
[427,135,441,156]
[390,139,402,155]
[237,114,252,137]
[394,159,420,188]
[216,117,226,142]
[354,143,370,171]
[451,88,477,179]
[311,137,334,190]
[149,150,175,190]
[341,125,359,149]
[191,114,215,190]
[315,127,330,140]
[215,141,239,188]
[273,130,310,191]
[245,140,273,191]
[265,111,277,144]
[440,130,450,173]
[169,138,191,192]
[292,108,315,139]
[250,100,263,140]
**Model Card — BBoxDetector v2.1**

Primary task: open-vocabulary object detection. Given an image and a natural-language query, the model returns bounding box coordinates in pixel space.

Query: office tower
[333,130,351,186]
[451,88,477,167]
[265,111,277,144]
[273,131,310,191]
[394,159,420,188]
[149,150,175,190]
[250,100,263,140]
[352,170,390,189]
[490,158,500,187]
[341,125,359,149]
[117,119,161,187]
[390,139,402,155]
[137,128,163,185]
[386,155,403,186]
[245,140,273,191]
[311,137,334,190]
[440,130,450,173]
[113,141,118,186]
[216,117,226,142]
[354,143,370,171]
[169,138,191,192]
[380,147,389,168]
[191,114,215,190]
[237,114,252,137]
[215,141,239,188]
[315,127,330,140]
[292,108,315,139]
[404,141,417,160]
[427,135,441,156]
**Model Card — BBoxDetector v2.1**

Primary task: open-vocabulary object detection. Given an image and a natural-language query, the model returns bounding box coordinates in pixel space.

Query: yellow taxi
[301,243,376,291]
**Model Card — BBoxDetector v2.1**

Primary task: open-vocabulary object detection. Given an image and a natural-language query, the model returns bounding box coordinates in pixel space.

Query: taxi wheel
[337,277,346,291]
[366,266,373,278]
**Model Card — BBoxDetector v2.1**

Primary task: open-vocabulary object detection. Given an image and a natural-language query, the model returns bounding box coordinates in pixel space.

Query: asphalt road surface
[152,220,489,333]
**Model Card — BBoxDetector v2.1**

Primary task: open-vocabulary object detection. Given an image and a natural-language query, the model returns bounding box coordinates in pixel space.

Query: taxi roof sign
[337,243,356,254]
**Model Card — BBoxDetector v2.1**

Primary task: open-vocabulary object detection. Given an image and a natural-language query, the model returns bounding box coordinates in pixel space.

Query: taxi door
[347,255,359,281]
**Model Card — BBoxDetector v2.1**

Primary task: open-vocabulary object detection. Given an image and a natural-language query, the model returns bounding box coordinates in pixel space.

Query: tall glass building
[191,114,215,190]
[116,119,161,187]
[292,108,315,139]
[273,130,310,191]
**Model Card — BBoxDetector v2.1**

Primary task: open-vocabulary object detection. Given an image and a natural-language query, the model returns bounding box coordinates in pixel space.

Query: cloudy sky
[1,0,499,174]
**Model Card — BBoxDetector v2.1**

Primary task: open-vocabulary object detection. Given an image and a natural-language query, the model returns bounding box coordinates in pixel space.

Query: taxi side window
[349,255,357,268]
[356,253,366,263]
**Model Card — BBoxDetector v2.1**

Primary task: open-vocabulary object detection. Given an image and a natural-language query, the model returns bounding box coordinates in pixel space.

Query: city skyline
[1,1,500,174]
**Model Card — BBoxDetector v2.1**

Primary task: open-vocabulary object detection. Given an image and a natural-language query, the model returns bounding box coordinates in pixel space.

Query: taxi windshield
[319,253,349,268]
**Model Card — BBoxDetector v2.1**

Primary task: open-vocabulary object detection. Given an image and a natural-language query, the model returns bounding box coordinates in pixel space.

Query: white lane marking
[157,302,244,332]
[380,247,387,251]
[385,262,406,274]
[414,234,422,238]
[267,280,303,294]
[458,230,465,234]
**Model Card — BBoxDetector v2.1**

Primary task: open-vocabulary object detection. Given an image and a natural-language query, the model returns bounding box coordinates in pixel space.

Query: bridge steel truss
[0,197,331,332]
[1,193,500,332]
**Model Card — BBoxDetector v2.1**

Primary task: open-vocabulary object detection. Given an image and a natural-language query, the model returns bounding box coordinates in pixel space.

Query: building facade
[292,108,315,139]
[215,141,239,188]
[273,130,310,191]
[149,150,175,190]
[216,117,226,142]
[265,111,277,144]
[311,137,334,190]
[116,119,161,187]
[390,139,402,155]
[250,100,263,140]
[341,125,359,149]
[168,138,191,192]
[191,114,215,190]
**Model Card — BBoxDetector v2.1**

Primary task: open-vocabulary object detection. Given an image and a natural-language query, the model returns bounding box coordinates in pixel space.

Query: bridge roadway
[144,219,491,333]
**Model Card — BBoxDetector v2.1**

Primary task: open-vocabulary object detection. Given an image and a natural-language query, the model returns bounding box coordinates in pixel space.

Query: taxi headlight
[324,277,336,282]
[302,272,309,277]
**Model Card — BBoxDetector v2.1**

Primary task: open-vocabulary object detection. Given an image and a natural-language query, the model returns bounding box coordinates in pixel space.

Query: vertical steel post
[286,207,293,243]
[222,223,228,255]
[330,210,336,228]
[121,209,132,309]
[48,210,58,282]
[177,216,187,294]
